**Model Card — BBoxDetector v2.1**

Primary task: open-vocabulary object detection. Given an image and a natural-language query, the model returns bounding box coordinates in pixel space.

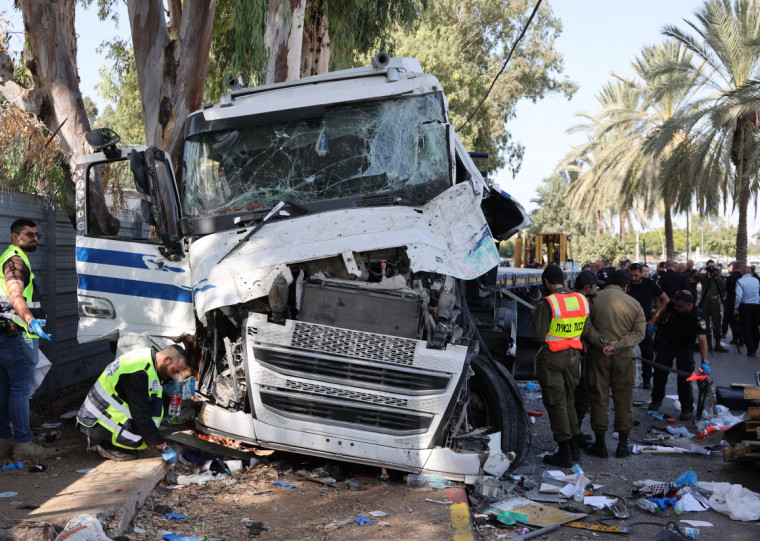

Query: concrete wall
[0,189,113,396]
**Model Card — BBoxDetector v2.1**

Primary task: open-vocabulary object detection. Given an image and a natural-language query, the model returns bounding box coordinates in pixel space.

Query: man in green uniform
[586,270,646,458]
[531,265,606,467]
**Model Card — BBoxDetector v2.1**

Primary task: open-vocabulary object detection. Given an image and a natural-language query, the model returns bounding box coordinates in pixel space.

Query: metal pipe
[511,524,560,541]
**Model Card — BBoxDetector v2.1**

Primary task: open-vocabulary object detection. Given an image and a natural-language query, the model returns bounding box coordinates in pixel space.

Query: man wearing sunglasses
[0,219,54,461]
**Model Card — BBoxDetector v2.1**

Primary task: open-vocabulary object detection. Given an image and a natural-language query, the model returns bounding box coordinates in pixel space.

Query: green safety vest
[0,245,42,338]
[76,348,164,450]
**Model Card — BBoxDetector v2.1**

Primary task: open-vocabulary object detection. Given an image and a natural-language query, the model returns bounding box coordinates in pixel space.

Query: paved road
[501,330,760,541]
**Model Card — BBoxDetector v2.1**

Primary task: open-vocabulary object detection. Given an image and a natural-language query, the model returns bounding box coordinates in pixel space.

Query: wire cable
[458,0,543,130]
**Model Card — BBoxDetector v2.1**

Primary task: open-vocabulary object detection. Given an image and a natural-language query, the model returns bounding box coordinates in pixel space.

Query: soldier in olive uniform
[586,270,646,458]
[531,265,606,467]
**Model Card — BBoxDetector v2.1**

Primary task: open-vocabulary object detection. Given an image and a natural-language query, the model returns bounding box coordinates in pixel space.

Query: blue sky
[494,0,749,230]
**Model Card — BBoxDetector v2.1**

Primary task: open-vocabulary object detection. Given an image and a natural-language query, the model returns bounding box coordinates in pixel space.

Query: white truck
[73,54,532,482]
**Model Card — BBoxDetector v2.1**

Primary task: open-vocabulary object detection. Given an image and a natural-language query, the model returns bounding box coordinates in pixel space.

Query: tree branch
[0,48,43,115]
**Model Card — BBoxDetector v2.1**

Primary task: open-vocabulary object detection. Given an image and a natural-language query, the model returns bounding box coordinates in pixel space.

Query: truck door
[74,144,195,343]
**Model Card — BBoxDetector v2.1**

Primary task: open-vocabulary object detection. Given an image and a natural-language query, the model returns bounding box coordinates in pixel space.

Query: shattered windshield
[182,93,450,216]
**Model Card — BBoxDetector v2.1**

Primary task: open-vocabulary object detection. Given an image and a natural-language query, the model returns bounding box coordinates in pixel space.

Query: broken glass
[182,93,450,216]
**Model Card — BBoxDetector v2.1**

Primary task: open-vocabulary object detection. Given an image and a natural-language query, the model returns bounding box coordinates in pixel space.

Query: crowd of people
[531,256,741,467]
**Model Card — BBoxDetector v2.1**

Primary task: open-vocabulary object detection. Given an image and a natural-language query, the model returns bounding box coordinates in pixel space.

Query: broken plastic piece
[355,515,373,526]
[272,481,296,489]
[164,513,186,520]
[162,534,198,541]
[1,461,23,471]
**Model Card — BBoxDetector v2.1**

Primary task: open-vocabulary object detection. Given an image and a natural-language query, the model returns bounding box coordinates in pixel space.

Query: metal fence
[0,189,113,397]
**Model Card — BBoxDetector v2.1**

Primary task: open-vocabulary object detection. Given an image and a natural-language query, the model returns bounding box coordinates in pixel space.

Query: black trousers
[651,340,694,413]
[739,303,760,355]
[640,333,654,382]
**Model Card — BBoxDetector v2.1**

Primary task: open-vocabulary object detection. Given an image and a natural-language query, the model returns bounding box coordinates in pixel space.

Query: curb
[447,486,476,541]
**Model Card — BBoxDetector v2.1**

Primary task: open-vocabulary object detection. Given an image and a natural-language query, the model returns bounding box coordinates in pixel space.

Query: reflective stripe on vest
[76,347,163,450]
[544,292,590,352]
[0,245,42,338]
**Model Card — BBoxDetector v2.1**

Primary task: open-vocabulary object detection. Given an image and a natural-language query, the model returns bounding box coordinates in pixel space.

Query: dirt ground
[123,461,455,541]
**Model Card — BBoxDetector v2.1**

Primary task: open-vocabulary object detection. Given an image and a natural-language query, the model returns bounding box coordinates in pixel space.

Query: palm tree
[561,41,711,259]
[658,0,760,265]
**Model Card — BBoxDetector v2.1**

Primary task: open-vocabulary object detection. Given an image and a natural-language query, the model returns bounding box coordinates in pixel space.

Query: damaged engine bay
[194,246,530,467]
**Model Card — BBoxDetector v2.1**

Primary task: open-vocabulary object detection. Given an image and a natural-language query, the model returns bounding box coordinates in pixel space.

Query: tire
[468,355,531,467]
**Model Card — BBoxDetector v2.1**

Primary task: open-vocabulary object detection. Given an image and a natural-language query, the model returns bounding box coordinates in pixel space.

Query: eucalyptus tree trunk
[663,205,675,260]
[619,213,626,245]
[128,0,216,170]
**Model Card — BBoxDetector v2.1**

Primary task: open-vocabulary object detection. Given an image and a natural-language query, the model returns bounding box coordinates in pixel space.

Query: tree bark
[128,0,216,169]
[736,178,749,266]
[301,4,331,77]
[663,205,675,260]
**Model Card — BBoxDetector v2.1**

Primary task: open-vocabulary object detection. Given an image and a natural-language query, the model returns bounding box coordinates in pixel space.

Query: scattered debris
[55,514,111,541]
[354,515,373,526]
[271,481,296,489]
[76,468,97,474]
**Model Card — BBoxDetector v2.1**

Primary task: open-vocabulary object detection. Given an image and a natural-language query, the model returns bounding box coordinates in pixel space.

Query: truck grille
[260,390,432,434]
[254,347,449,393]
[291,321,416,366]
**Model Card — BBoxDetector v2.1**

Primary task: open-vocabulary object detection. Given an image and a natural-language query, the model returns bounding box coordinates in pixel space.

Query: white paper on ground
[559,483,576,497]
[680,520,713,527]
[592,484,604,490]
[678,493,710,512]
[584,496,617,509]
[544,470,565,478]
[369,510,388,517]
[539,483,561,493]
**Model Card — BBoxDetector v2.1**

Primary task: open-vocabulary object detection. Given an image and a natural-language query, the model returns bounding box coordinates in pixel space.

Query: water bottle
[680,526,700,539]
[636,498,660,513]
[405,473,451,489]
[573,477,584,502]
[167,374,182,418]
[571,464,584,475]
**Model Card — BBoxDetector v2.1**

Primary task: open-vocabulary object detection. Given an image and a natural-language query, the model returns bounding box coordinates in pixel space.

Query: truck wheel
[468,355,531,466]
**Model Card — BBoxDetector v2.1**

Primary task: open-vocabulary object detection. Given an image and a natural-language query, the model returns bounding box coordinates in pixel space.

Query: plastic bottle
[571,464,584,475]
[167,374,182,418]
[679,526,700,539]
[405,474,451,489]
[636,498,660,513]
[573,477,584,502]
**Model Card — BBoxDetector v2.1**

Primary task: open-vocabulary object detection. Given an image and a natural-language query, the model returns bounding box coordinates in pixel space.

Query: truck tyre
[468,355,531,466]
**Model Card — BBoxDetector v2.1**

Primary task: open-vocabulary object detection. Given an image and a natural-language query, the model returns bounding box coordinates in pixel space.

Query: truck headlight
[78,296,116,319]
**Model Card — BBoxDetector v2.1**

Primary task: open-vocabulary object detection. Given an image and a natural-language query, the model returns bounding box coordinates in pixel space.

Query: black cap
[674,290,694,304]
[542,264,565,285]
[576,270,604,287]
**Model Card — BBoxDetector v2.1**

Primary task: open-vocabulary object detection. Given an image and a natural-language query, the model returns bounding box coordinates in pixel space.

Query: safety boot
[714,341,729,353]
[585,433,608,458]
[543,439,573,468]
[570,434,582,462]
[12,441,55,461]
[615,432,631,458]
[0,438,12,459]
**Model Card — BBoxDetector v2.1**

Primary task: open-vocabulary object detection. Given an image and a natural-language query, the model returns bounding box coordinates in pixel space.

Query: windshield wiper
[218,200,308,263]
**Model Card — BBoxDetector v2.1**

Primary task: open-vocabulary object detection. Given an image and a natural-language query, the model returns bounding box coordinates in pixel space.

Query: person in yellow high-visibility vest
[0,218,55,461]
[531,265,607,467]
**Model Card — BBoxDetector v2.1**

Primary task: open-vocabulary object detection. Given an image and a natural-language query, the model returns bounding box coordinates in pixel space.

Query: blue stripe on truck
[78,274,193,303]
[76,247,186,273]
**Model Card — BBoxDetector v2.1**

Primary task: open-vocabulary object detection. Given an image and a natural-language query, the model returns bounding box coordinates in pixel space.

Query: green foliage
[389,0,576,175]
[498,240,514,257]
[94,39,145,145]
[528,172,587,236]
[575,233,626,263]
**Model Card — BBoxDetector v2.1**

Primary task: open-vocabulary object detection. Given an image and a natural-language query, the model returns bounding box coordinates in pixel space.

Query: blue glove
[355,515,373,526]
[701,362,711,375]
[161,445,177,465]
[164,513,186,520]
[29,319,51,340]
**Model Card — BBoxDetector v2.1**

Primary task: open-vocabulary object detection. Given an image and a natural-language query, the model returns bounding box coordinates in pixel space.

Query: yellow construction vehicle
[513,232,574,270]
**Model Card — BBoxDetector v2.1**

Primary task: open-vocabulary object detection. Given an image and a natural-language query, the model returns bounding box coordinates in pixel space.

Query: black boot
[570,434,582,461]
[543,439,573,468]
[586,433,608,458]
[615,432,631,458]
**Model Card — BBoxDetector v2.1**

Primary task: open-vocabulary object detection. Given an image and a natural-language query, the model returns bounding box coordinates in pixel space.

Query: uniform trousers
[536,348,580,443]
[651,340,694,412]
[588,349,636,435]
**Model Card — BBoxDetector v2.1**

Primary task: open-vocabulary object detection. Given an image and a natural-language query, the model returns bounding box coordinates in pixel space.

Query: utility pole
[686,213,691,261]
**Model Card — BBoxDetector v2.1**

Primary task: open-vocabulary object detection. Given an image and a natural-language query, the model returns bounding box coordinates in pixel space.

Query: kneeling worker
[76,344,188,463]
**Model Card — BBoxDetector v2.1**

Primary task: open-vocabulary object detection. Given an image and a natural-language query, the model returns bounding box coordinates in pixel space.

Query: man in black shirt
[649,291,709,421]
[698,260,727,352]
[627,263,669,389]
[723,262,743,348]
[657,260,690,299]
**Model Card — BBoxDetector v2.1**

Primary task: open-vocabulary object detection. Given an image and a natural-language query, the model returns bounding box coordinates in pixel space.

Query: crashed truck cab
[73,55,532,483]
